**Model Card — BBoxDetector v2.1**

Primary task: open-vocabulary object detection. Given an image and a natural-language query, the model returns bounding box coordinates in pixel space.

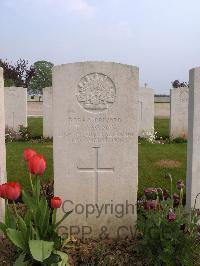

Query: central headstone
[53,62,139,239]
[0,68,6,222]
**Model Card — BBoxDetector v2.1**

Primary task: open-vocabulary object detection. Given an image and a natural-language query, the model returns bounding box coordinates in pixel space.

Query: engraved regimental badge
[77,73,116,113]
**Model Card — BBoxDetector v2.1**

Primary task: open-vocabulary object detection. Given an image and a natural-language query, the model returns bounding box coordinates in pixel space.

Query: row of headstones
[1,85,155,137]
[2,84,190,139]
[0,63,199,238]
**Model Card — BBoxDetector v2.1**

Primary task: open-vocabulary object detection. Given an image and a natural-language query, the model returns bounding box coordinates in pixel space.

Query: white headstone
[139,87,154,137]
[5,87,27,131]
[53,62,139,239]
[43,87,53,138]
[186,67,200,210]
[0,68,6,222]
[170,87,189,138]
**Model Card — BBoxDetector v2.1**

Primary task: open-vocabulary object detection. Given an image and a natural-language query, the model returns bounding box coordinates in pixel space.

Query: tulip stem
[52,209,57,225]
[29,173,34,193]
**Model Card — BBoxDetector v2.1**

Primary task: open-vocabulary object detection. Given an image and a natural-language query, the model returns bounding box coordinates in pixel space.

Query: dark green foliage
[0,58,35,87]
[19,125,32,141]
[29,61,54,94]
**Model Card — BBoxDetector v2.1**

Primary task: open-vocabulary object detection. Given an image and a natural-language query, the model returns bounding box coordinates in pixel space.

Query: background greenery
[6,118,186,196]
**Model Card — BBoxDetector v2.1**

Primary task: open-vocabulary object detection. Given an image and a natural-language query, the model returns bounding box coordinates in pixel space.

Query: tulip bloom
[23,149,37,161]
[167,209,176,222]
[51,197,62,209]
[0,182,21,201]
[144,188,157,195]
[28,154,46,175]
[177,179,185,190]
[144,200,157,210]
[173,193,180,204]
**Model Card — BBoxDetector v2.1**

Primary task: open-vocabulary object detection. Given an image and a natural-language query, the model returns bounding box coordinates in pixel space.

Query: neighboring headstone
[43,87,53,138]
[170,87,189,138]
[186,67,200,210]
[0,68,6,222]
[53,62,139,239]
[139,87,154,137]
[4,87,27,131]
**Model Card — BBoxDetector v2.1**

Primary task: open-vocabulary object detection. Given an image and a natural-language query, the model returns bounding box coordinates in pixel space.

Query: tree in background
[172,80,189,88]
[29,61,54,94]
[0,59,35,87]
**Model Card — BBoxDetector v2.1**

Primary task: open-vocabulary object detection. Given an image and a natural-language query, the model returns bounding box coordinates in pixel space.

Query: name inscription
[61,116,135,144]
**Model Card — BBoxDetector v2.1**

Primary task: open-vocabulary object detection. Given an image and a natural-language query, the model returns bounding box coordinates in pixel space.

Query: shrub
[137,175,200,266]
[19,125,32,141]
[5,126,18,142]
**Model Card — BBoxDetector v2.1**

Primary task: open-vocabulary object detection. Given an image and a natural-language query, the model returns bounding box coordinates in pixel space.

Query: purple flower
[173,193,180,204]
[163,189,170,200]
[167,209,176,222]
[177,179,184,190]
[144,200,157,210]
[144,188,157,195]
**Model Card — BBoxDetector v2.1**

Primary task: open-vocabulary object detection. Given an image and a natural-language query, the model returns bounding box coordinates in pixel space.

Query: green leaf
[52,251,69,266]
[29,240,54,262]
[14,253,29,266]
[6,228,26,251]
[55,211,73,229]
[22,190,36,210]
[5,205,16,229]
[0,222,7,234]
[17,216,28,249]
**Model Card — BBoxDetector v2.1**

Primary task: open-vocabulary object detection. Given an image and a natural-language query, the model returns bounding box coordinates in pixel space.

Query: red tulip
[51,197,62,209]
[0,182,21,201]
[23,149,37,161]
[0,184,7,198]
[28,154,46,175]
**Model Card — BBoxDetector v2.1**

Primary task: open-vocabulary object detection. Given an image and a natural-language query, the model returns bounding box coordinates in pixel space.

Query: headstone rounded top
[53,61,139,72]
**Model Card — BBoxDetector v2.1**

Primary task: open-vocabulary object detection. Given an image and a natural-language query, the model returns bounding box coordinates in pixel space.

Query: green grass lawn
[6,117,187,197]
[154,118,169,137]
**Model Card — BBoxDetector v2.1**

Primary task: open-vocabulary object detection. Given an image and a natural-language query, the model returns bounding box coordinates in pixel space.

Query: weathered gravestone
[186,67,200,210]
[4,87,27,131]
[0,68,6,222]
[53,62,139,239]
[138,87,154,137]
[170,87,189,138]
[43,87,53,138]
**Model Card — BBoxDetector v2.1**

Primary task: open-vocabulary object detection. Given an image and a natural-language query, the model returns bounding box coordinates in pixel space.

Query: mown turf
[138,142,187,197]
[6,117,187,196]
[154,118,169,137]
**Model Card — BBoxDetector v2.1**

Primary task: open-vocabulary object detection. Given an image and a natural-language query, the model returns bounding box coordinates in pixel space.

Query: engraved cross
[77,147,114,203]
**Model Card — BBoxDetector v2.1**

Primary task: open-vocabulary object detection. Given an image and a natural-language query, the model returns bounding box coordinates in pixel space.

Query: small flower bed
[0,149,71,265]
[137,174,200,266]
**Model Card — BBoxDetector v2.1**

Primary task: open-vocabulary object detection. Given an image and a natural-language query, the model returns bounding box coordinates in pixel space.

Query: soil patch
[155,159,182,168]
